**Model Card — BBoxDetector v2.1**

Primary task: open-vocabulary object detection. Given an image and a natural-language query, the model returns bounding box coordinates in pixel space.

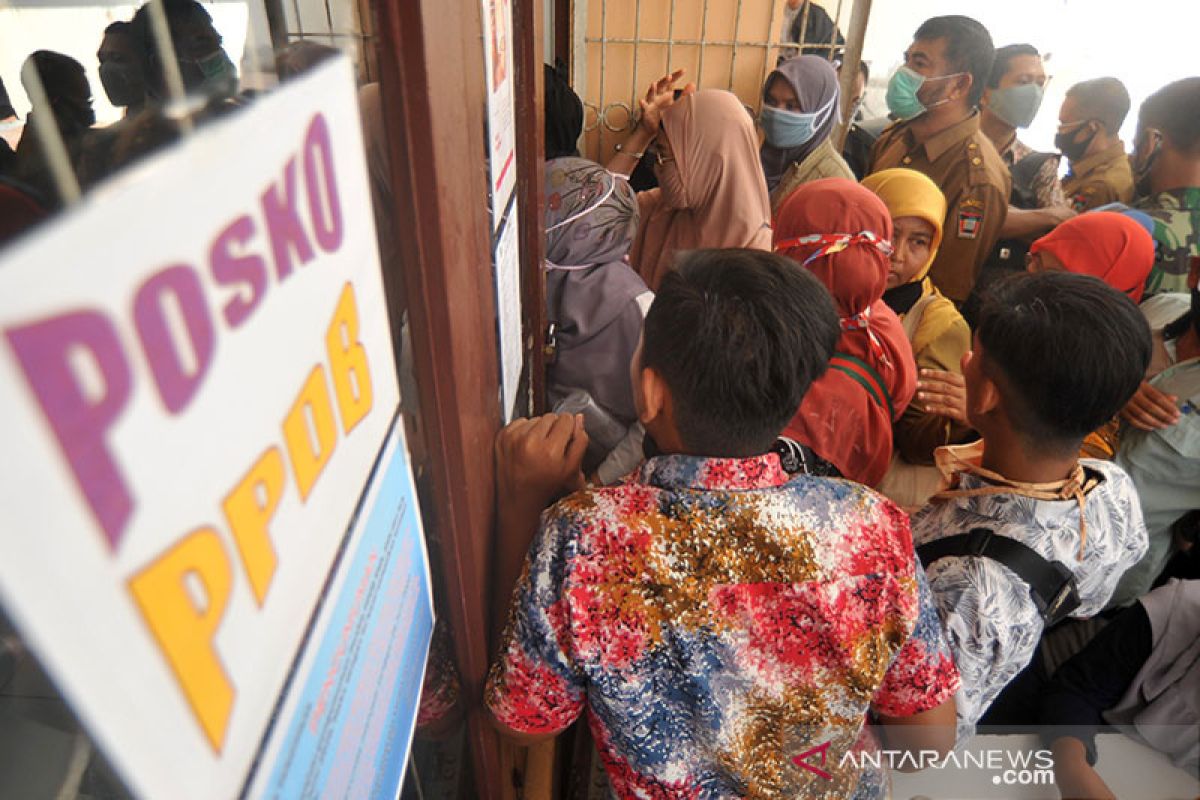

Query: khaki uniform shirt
[1061,140,1134,211]
[769,138,856,216]
[869,112,1011,302]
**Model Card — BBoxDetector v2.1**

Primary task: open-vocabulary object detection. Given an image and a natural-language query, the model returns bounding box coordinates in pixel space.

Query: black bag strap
[917,527,1081,626]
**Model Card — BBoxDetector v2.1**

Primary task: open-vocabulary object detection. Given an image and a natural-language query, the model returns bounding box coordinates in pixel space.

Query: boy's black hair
[987,43,1039,89]
[914,15,994,107]
[976,272,1151,451]
[1066,77,1131,134]
[1139,77,1200,154]
[641,248,839,458]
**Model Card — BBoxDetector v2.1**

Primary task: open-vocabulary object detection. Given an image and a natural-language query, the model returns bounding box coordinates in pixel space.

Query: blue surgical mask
[760,95,836,149]
[987,82,1044,129]
[886,65,963,121]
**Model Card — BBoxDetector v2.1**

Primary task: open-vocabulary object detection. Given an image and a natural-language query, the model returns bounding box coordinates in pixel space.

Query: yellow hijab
[861,168,946,283]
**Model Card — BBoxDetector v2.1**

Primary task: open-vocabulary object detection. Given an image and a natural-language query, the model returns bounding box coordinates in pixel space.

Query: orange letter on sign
[283,365,337,500]
[325,282,373,434]
[223,446,286,605]
[128,528,235,752]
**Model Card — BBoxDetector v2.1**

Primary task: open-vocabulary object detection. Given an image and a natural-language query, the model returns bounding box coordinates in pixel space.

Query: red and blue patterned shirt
[486,452,960,798]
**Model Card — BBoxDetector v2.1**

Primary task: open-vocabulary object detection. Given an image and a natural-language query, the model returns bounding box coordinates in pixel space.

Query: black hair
[20,51,93,133]
[1066,77,1130,134]
[914,15,994,107]
[544,60,583,160]
[786,1,845,60]
[1139,77,1200,154]
[988,43,1039,89]
[104,20,133,37]
[858,60,870,83]
[641,248,839,457]
[22,50,89,100]
[976,272,1151,451]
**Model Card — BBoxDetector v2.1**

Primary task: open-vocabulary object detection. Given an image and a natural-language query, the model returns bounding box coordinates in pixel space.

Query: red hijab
[1029,211,1155,303]
[774,178,917,487]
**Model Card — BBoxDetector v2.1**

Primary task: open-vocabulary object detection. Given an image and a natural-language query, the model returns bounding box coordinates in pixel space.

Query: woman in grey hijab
[544,157,651,481]
[758,55,853,215]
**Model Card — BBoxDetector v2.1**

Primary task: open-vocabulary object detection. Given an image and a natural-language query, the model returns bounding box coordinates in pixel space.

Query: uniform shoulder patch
[957,205,983,239]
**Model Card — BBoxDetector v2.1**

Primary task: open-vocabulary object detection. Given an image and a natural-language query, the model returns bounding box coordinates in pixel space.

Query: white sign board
[493,203,523,421]
[481,0,517,222]
[0,57,399,800]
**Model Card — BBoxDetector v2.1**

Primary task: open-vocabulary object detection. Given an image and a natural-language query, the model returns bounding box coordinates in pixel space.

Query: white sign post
[0,58,412,800]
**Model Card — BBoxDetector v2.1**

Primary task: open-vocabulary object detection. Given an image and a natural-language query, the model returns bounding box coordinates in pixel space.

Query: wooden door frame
[372,0,546,794]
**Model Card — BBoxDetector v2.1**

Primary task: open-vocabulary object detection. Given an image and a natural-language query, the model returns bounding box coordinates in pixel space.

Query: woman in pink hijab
[610,71,773,290]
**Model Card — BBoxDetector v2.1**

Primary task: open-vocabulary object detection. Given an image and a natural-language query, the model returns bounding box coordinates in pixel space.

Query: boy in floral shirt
[486,249,959,798]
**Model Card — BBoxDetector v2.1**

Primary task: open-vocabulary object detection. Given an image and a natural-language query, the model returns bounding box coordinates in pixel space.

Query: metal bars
[728,0,743,90]
[580,0,857,147]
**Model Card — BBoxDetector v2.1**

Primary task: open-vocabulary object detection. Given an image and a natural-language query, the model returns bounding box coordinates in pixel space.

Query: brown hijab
[629,89,773,290]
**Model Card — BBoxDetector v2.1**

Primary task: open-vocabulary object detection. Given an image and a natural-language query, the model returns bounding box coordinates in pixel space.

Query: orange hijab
[629,89,773,290]
[1029,211,1155,303]
[775,178,917,487]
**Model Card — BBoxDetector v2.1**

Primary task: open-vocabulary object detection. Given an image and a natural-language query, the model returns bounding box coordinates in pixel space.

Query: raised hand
[917,368,970,426]
[1120,380,1180,431]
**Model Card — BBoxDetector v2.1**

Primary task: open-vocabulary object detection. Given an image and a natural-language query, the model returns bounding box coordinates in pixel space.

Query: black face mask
[100,62,145,108]
[1055,120,1098,164]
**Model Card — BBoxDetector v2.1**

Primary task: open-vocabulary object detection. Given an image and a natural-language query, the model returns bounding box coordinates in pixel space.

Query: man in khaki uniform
[1057,77,1134,211]
[870,15,1011,304]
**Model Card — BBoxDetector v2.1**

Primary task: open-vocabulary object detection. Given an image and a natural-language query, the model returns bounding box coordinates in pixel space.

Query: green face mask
[886,65,964,121]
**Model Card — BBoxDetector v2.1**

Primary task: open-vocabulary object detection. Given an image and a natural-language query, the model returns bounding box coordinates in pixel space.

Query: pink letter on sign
[261,157,315,281]
[303,113,343,253]
[6,311,134,550]
[133,264,216,414]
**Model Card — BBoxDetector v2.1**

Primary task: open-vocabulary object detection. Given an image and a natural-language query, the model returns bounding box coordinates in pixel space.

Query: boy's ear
[970,371,1001,418]
[637,365,668,427]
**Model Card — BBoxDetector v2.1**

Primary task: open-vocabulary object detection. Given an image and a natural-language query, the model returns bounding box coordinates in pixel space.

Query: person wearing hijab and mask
[544,158,651,482]
[130,0,239,105]
[13,51,95,209]
[759,55,853,215]
[862,169,972,507]
[609,70,773,291]
[774,178,918,487]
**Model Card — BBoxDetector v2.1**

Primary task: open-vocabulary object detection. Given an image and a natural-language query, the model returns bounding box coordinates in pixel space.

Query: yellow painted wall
[578,0,854,161]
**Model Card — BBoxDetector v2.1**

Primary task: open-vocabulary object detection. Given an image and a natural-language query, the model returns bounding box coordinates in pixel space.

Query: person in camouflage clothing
[1132,78,1200,296]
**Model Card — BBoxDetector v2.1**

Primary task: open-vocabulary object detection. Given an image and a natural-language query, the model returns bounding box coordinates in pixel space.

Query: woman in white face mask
[759,55,854,216]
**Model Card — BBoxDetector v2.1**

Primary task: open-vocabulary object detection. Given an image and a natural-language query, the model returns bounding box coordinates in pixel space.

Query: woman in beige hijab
[610,71,773,291]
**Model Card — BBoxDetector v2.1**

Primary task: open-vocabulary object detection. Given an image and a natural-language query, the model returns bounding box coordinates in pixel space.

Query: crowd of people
[491,12,1199,799]
[2,4,1197,797]
[0,0,345,245]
